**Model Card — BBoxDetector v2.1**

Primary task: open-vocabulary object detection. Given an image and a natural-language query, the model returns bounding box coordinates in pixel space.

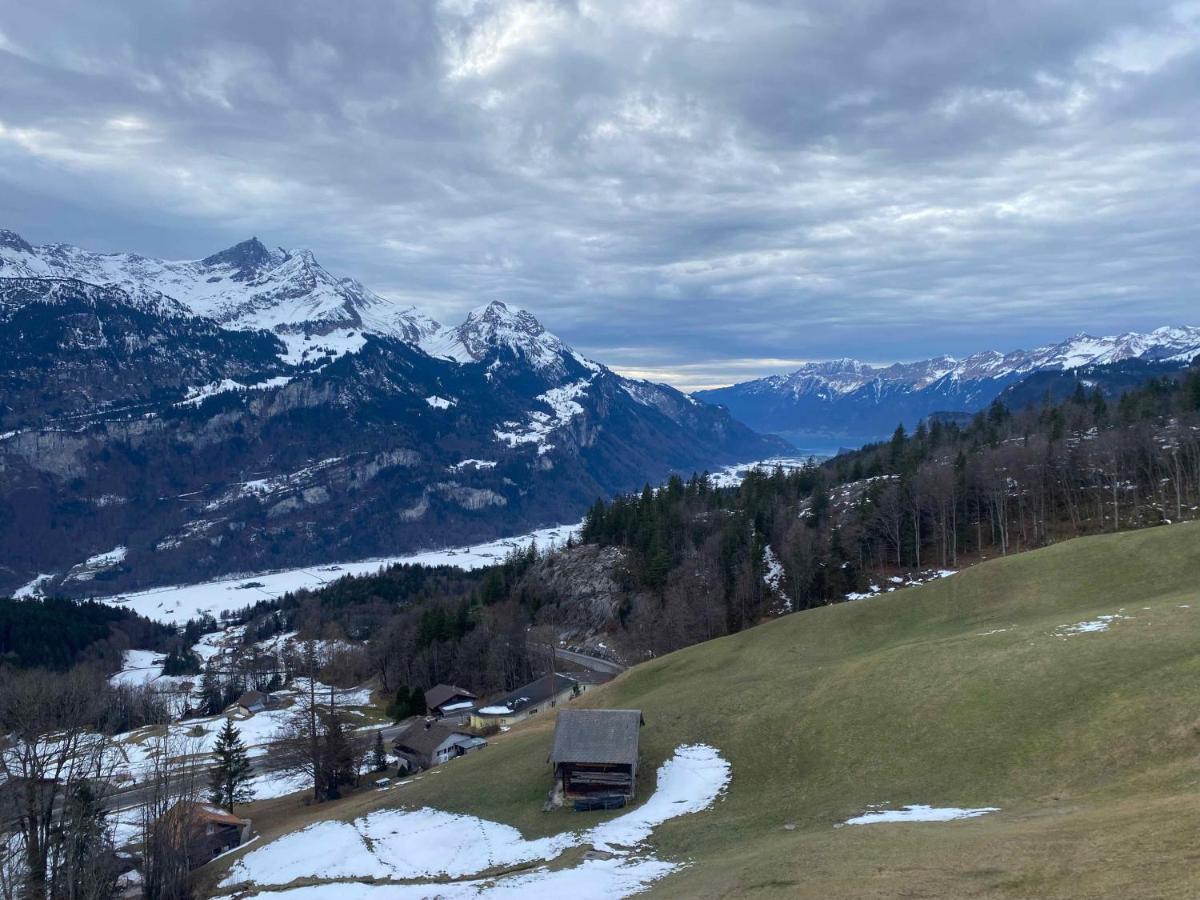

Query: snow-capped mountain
[0,229,600,374]
[0,228,787,598]
[696,327,1200,445]
[0,230,441,361]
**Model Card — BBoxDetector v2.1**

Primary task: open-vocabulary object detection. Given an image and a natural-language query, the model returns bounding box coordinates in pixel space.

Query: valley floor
[200,521,1200,899]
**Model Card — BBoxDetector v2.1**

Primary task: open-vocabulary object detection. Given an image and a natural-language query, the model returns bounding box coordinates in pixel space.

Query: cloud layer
[1,0,1197,389]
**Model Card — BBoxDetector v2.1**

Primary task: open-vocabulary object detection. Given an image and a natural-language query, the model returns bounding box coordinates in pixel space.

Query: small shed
[424,683,477,717]
[549,709,644,800]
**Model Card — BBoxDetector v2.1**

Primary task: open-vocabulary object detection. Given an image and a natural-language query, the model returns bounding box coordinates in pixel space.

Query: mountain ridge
[0,230,788,598]
[696,326,1200,443]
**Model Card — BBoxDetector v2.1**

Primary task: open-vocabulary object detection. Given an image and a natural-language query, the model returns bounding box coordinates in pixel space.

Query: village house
[162,802,253,867]
[469,672,587,730]
[234,689,270,715]
[549,709,644,804]
[393,721,487,771]
[424,683,477,717]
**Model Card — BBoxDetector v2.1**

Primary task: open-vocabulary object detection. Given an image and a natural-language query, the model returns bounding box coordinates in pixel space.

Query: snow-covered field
[95,522,583,624]
[218,744,730,899]
[841,804,999,826]
[108,649,168,687]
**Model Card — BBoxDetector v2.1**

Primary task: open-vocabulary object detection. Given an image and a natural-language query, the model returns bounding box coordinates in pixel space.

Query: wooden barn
[548,708,644,801]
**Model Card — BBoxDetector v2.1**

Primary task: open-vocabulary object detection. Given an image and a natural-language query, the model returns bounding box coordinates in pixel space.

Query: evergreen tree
[372,730,388,771]
[209,719,253,811]
[199,667,223,716]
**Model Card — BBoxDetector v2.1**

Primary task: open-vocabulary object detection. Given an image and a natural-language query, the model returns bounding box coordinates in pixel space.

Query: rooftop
[549,708,644,768]
[394,722,474,757]
[425,683,477,710]
[475,672,578,717]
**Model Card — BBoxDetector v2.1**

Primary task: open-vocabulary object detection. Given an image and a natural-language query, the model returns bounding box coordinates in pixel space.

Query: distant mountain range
[0,229,786,598]
[695,327,1200,446]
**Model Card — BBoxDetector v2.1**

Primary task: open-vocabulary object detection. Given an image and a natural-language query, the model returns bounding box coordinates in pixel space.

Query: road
[553,646,626,676]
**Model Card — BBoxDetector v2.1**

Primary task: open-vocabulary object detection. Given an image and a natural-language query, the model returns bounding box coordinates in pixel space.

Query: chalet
[161,802,253,867]
[393,721,487,771]
[234,690,269,715]
[424,683,477,717]
[469,672,585,729]
[549,709,644,802]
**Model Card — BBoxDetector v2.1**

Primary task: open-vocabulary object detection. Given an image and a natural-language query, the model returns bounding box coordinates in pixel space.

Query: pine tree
[372,730,388,772]
[209,719,253,812]
[199,667,223,716]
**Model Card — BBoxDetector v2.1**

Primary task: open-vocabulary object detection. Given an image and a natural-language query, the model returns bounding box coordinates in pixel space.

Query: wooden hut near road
[549,709,644,801]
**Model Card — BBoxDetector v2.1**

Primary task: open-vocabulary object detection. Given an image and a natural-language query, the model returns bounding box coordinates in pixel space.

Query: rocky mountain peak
[201,237,278,281]
[0,229,34,255]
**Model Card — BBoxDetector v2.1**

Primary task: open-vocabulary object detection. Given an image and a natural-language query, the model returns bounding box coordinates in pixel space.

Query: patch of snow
[494,378,592,454]
[13,573,55,599]
[1054,613,1131,637]
[477,705,515,715]
[845,569,956,602]
[246,768,312,801]
[87,546,128,567]
[708,456,819,489]
[177,376,293,408]
[63,546,128,583]
[219,744,729,897]
[588,744,731,850]
[108,649,166,687]
[761,544,792,612]
[449,458,498,471]
[841,804,999,826]
[277,330,368,365]
[215,856,675,900]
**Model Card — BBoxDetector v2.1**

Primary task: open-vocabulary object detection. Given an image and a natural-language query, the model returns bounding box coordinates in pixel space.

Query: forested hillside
[0,597,173,671]
[197,359,1200,699]
[573,359,1200,654]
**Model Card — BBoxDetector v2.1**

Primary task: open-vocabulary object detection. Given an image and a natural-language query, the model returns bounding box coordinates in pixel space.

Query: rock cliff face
[0,233,788,597]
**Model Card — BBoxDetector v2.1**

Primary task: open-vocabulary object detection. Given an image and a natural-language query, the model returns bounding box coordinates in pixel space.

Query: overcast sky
[1,1,1197,390]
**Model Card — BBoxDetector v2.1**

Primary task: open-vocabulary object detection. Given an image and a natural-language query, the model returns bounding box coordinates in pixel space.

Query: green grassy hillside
[220,522,1200,898]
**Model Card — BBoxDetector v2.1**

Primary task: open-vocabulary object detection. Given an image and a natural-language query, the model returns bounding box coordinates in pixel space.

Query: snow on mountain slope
[744,328,1200,402]
[696,325,1200,443]
[0,230,618,381]
[420,299,602,377]
[0,230,439,353]
[0,228,790,598]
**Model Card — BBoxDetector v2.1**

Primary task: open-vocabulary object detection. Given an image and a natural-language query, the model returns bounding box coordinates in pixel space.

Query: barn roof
[549,709,644,767]
[425,683,477,710]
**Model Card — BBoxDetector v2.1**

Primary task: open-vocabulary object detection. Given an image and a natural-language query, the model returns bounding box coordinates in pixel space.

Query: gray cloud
[1,0,1197,390]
